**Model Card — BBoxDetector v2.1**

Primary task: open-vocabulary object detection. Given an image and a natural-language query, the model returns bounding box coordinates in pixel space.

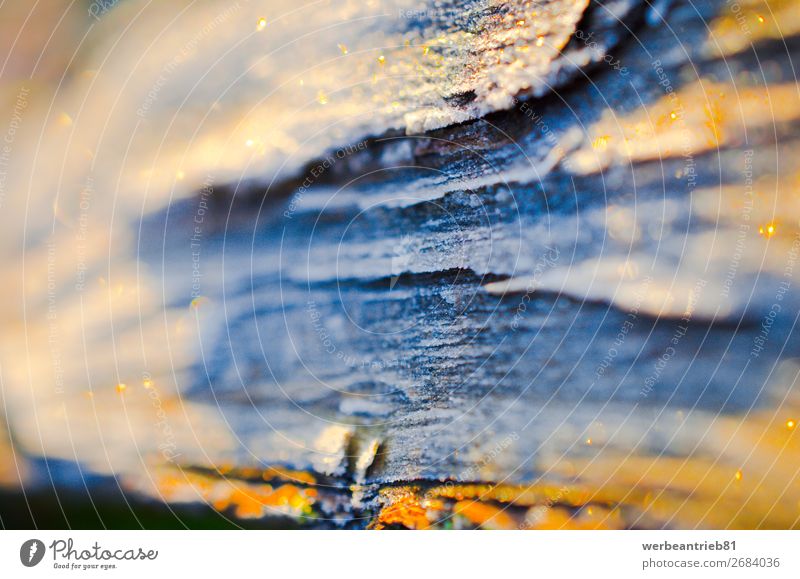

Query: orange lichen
[453,500,516,529]
[522,504,624,530]
[153,469,316,520]
[208,464,317,486]
[427,482,592,508]
[373,490,431,530]
[211,482,316,519]
[370,482,622,530]
[262,465,317,485]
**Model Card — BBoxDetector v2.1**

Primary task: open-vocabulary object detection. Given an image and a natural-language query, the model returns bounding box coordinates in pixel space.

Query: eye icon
[19,540,46,567]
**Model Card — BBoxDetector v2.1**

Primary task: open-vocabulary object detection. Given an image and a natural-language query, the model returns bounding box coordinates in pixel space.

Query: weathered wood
[2,0,799,529]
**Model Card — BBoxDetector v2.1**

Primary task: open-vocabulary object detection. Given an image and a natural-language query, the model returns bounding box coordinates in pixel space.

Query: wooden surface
[2,0,800,529]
